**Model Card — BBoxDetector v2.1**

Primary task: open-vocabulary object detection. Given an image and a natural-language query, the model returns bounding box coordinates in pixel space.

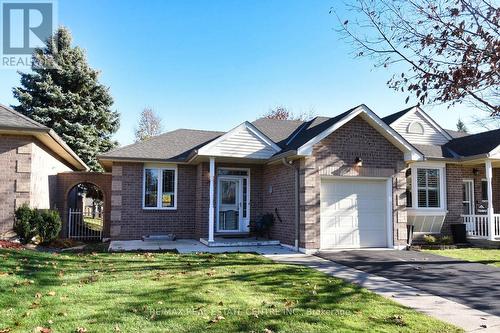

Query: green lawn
[0,249,461,333]
[83,217,103,231]
[424,248,500,267]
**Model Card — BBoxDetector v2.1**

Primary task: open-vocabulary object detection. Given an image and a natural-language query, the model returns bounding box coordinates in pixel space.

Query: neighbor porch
[459,159,500,241]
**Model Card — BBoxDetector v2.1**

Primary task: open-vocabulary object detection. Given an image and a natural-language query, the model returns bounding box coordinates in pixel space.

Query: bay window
[143,166,177,209]
[417,168,440,208]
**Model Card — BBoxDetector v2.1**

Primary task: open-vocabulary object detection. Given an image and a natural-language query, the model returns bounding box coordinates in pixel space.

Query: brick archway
[56,172,112,238]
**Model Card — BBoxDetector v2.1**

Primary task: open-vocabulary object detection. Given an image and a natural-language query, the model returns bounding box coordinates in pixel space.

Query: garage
[320,178,390,249]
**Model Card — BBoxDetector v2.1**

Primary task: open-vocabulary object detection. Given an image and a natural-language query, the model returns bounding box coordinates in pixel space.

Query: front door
[217,173,250,233]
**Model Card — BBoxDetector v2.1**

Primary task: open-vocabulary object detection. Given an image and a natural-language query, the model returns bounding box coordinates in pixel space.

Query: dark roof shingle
[0,104,48,130]
[99,129,223,161]
[444,129,500,157]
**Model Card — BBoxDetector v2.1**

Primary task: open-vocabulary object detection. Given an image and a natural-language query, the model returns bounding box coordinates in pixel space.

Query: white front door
[320,178,388,249]
[217,176,250,232]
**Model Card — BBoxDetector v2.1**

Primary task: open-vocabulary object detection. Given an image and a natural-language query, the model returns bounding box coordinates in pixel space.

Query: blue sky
[0,0,483,146]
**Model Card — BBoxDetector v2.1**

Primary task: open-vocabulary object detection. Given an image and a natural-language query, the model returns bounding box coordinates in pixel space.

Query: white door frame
[462,179,475,215]
[216,169,250,233]
[319,176,394,249]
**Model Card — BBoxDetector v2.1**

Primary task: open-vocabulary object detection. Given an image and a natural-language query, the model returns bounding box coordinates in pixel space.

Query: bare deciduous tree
[135,107,163,142]
[262,105,316,121]
[331,0,500,116]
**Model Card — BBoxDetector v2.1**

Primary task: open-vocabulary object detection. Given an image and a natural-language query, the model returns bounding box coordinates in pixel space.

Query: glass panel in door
[218,179,240,231]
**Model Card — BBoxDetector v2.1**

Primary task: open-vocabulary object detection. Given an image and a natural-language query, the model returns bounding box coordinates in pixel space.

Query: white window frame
[142,164,178,210]
[407,121,425,135]
[407,162,446,211]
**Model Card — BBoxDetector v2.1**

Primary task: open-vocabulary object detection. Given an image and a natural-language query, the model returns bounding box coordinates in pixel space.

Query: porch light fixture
[354,157,363,167]
[473,168,480,176]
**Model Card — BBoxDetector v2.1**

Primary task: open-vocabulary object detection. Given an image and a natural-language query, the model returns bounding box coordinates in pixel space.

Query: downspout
[282,158,300,252]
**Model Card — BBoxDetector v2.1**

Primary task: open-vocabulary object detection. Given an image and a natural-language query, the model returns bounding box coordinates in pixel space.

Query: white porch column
[485,160,495,240]
[208,157,215,242]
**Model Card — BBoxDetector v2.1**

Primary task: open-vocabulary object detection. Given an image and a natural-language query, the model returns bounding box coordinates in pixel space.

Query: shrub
[14,204,37,244]
[37,210,62,244]
[440,236,453,245]
[13,205,62,244]
[423,234,437,244]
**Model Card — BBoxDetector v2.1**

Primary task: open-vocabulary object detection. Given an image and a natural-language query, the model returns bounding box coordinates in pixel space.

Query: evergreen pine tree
[456,119,468,133]
[12,27,119,171]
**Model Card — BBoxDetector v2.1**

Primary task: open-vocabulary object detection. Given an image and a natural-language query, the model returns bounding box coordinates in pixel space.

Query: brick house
[98,104,500,252]
[0,104,88,237]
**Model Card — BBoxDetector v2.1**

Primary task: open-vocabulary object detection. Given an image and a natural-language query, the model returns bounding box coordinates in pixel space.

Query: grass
[0,249,461,333]
[82,217,103,231]
[423,248,500,267]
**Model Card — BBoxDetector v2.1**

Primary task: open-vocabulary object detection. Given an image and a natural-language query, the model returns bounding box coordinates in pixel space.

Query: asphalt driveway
[316,250,500,317]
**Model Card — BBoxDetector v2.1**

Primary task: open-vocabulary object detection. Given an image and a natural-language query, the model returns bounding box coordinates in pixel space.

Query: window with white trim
[143,167,177,209]
[481,179,488,202]
[416,168,440,208]
[408,121,425,134]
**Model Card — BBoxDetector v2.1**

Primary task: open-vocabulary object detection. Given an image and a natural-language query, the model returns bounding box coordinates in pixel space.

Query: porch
[460,159,500,241]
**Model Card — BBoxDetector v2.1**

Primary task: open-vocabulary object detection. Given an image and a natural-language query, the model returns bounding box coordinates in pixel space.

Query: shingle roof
[0,104,48,130]
[444,129,500,157]
[99,129,224,161]
[251,118,304,148]
[381,106,415,125]
[445,129,470,139]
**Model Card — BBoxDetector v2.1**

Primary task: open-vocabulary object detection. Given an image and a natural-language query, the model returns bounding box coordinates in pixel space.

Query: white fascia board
[296,105,423,161]
[197,121,281,156]
[392,106,453,141]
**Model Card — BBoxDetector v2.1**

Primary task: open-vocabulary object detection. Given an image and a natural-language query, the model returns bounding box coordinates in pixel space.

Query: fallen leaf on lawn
[47,291,56,296]
[157,301,163,305]
[209,315,225,323]
[263,328,274,333]
[58,312,67,317]
[33,327,51,333]
[47,320,53,325]
[114,324,120,332]
[75,327,87,333]
[34,292,42,298]
[218,301,223,306]
[0,327,11,333]
[58,271,64,278]
[0,272,8,277]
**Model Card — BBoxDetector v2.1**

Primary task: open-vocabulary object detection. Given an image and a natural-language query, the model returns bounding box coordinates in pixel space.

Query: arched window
[408,121,425,134]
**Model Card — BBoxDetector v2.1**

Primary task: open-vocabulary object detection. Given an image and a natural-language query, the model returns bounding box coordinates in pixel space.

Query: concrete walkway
[265,252,500,333]
[109,239,294,254]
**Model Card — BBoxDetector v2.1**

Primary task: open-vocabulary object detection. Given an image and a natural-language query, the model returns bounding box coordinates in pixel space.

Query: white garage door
[320,178,389,249]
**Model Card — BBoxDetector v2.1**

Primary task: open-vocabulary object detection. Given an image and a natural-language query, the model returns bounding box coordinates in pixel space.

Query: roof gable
[387,106,452,145]
[198,122,280,159]
[295,105,423,161]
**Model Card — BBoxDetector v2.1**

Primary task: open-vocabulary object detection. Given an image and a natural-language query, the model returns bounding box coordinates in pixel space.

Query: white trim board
[296,105,423,161]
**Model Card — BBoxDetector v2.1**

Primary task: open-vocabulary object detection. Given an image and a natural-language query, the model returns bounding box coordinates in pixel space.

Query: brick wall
[110,162,197,240]
[262,161,297,246]
[444,164,500,235]
[56,172,112,238]
[301,115,407,249]
[0,135,32,236]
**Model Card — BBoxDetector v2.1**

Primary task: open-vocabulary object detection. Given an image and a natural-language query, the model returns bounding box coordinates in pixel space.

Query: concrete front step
[200,238,280,247]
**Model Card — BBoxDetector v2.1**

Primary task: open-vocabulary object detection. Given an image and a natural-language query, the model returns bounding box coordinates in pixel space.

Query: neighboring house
[98,104,500,252]
[0,104,88,237]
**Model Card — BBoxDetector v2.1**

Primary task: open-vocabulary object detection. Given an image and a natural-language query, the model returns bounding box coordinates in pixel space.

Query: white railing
[462,214,500,239]
[68,208,103,240]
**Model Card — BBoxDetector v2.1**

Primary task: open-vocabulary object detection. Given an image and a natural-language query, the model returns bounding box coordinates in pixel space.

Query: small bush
[14,204,37,244]
[423,234,437,244]
[440,236,453,245]
[14,205,62,244]
[38,210,62,244]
